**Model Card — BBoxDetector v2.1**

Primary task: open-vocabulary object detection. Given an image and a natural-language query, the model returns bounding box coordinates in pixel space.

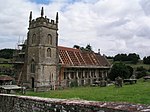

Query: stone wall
[0,94,150,112]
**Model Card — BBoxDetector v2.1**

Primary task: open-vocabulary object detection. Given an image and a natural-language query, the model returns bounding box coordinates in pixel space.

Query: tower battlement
[29,17,57,29]
[29,7,58,30]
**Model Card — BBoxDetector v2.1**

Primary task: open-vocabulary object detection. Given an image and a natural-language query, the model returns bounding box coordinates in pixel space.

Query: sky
[0,0,150,58]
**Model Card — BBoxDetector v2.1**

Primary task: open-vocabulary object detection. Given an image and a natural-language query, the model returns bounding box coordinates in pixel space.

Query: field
[108,59,150,69]
[26,80,150,105]
[0,58,13,68]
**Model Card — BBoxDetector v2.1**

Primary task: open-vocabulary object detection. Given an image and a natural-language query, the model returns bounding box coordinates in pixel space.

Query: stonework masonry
[0,94,150,112]
[22,7,59,91]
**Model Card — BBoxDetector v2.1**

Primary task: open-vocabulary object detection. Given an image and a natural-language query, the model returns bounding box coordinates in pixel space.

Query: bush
[70,80,78,87]
[136,71,147,79]
[109,62,130,81]
[136,66,146,71]
[127,66,133,78]
[136,66,147,79]
[143,56,150,64]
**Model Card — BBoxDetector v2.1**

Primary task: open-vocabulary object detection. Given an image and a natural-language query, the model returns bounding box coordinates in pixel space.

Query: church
[14,7,111,91]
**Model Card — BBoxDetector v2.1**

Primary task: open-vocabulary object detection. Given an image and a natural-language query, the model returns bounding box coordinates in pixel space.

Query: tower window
[31,60,35,73]
[32,34,36,44]
[47,34,52,45]
[47,48,51,57]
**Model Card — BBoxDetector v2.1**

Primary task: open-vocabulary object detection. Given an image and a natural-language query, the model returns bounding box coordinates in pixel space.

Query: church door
[32,77,34,88]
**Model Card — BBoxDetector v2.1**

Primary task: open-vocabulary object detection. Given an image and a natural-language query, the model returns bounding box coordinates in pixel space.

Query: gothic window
[32,34,36,44]
[31,60,35,73]
[47,34,52,45]
[47,48,51,57]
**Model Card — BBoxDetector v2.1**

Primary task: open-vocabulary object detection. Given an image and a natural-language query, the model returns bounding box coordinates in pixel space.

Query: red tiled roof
[58,46,110,67]
[0,75,14,81]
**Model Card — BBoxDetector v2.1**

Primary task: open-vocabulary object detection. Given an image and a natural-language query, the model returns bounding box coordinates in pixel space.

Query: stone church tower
[24,7,59,91]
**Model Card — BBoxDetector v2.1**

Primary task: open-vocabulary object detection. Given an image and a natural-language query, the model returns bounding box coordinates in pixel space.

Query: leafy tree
[0,49,15,59]
[143,56,150,64]
[109,62,130,81]
[106,56,114,59]
[127,65,134,78]
[114,54,128,61]
[73,45,80,49]
[128,53,140,64]
[73,44,93,52]
[136,66,147,79]
[85,44,92,51]
[114,53,139,64]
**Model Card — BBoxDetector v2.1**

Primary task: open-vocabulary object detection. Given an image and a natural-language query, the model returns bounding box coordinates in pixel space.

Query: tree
[114,53,140,64]
[73,45,80,49]
[85,44,92,51]
[143,56,150,64]
[114,54,128,61]
[0,49,15,59]
[128,53,140,64]
[136,66,147,79]
[106,56,114,59]
[109,62,130,81]
[73,44,93,52]
[127,65,134,78]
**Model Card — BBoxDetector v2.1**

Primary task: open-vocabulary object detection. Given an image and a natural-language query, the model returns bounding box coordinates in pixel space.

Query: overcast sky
[0,0,150,58]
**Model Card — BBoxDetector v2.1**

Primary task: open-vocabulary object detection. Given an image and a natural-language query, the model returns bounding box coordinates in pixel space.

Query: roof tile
[58,46,110,67]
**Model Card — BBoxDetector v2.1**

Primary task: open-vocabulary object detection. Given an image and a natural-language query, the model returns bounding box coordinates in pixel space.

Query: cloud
[0,0,150,58]
[140,0,150,16]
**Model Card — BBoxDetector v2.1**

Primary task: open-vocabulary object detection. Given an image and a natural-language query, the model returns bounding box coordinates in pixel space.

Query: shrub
[136,66,147,79]
[143,56,150,64]
[70,80,78,87]
[109,62,130,81]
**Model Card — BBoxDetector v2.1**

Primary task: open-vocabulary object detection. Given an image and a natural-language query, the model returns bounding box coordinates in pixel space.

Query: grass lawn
[0,64,13,68]
[25,80,150,105]
[0,58,13,68]
[127,63,150,70]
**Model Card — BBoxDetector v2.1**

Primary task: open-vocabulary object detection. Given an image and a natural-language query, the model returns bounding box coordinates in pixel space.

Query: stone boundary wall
[0,94,150,112]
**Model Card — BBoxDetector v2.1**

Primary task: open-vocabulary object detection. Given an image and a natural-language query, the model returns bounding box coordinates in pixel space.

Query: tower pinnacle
[56,12,58,24]
[29,11,32,22]
[41,7,44,17]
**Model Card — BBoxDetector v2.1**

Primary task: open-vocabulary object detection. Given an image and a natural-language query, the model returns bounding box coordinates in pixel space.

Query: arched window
[47,34,52,45]
[32,34,36,44]
[47,48,51,57]
[30,60,35,73]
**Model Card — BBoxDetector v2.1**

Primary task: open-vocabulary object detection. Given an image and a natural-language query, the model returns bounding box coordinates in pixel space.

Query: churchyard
[25,79,150,105]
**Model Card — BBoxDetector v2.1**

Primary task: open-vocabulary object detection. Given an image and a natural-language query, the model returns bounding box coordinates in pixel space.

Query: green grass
[25,80,150,104]
[0,64,13,68]
[108,59,150,70]
[0,58,11,62]
[127,64,150,70]
[0,58,13,68]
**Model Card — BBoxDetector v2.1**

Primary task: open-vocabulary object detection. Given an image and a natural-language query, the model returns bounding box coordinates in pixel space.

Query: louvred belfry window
[47,34,52,45]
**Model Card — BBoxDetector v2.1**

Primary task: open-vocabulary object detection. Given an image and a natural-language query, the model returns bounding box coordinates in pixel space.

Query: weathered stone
[0,94,150,112]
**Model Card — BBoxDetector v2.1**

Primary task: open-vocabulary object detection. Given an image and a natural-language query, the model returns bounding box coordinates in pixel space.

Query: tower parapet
[29,7,58,30]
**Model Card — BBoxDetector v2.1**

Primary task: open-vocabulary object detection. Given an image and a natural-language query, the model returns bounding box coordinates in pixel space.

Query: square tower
[24,7,59,91]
